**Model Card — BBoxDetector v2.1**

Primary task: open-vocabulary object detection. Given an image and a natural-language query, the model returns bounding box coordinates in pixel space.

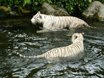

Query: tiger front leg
[36,23,52,33]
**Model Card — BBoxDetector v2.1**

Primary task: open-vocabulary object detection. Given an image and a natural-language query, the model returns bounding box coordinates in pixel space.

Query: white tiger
[14,33,84,63]
[31,11,91,33]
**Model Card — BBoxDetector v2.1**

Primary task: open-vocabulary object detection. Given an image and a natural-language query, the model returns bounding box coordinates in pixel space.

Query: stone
[83,1,104,21]
[0,6,18,17]
[40,2,69,16]
[19,7,30,14]
[0,6,10,17]
[98,5,104,21]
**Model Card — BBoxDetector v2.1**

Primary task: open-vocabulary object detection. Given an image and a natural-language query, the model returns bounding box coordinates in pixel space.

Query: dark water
[0,20,104,78]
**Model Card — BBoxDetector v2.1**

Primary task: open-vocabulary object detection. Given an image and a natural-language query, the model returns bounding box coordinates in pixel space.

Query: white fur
[14,33,84,63]
[31,12,89,31]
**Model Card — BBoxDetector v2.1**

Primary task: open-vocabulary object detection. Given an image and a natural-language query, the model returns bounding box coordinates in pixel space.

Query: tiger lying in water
[14,33,84,63]
[31,12,91,33]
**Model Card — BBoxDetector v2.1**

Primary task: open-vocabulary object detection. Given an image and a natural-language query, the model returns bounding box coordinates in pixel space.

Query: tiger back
[31,12,91,31]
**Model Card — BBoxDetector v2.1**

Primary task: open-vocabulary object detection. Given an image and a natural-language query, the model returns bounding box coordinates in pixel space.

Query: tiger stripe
[31,12,92,31]
[14,33,84,63]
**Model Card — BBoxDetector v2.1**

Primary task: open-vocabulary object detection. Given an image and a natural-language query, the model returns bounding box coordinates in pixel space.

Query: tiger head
[31,11,43,24]
[72,33,84,43]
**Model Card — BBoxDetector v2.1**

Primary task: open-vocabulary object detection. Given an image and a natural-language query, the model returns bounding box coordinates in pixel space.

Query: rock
[9,11,19,16]
[0,6,19,17]
[0,6,10,17]
[0,6,10,12]
[83,1,104,21]
[0,5,31,17]
[98,5,104,21]
[19,7,30,14]
[40,2,69,16]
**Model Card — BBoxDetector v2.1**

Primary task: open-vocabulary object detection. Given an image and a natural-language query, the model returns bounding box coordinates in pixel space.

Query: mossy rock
[40,2,69,16]
[83,1,104,21]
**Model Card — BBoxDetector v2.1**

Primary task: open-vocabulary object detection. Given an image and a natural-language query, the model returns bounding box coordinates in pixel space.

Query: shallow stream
[0,19,104,78]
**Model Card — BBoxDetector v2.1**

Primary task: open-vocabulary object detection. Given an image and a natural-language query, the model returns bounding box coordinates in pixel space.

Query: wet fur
[14,33,84,63]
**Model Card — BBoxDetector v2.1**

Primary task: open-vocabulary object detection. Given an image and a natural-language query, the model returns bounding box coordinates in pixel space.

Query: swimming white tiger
[31,11,91,33]
[14,33,84,63]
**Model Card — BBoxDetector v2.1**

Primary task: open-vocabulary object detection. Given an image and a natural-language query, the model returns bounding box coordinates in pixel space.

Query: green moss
[0,0,104,16]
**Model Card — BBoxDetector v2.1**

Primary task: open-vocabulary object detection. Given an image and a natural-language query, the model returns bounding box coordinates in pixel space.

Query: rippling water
[0,20,104,78]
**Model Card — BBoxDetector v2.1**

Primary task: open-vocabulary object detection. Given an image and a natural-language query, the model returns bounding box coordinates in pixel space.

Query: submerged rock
[40,2,69,16]
[83,1,104,21]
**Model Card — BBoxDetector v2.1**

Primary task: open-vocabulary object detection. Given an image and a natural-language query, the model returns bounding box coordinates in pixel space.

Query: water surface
[0,20,104,78]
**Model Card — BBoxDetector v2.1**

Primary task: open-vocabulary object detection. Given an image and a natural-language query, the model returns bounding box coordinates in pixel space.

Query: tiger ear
[37,11,41,14]
[81,32,84,35]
